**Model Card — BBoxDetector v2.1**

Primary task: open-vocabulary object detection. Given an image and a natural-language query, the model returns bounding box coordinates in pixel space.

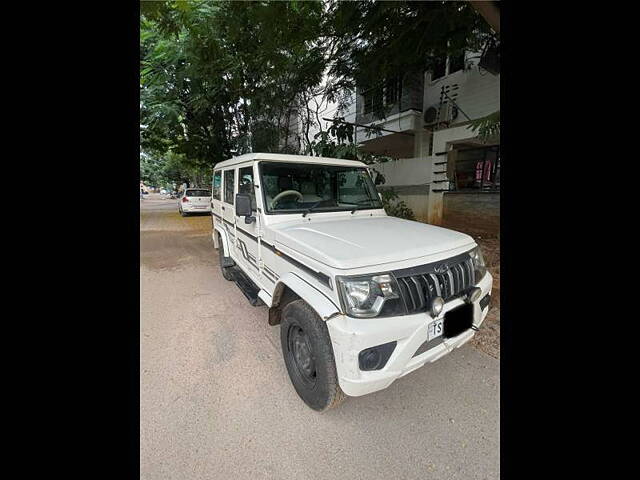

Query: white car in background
[179,188,212,216]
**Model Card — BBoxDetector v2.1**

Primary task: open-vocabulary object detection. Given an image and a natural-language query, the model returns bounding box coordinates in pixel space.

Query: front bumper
[326,271,492,397]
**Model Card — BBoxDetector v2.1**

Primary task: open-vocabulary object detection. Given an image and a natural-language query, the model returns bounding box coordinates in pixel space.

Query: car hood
[272,216,475,270]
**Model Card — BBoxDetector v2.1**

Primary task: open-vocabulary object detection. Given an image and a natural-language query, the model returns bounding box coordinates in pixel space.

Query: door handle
[221,206,225,211]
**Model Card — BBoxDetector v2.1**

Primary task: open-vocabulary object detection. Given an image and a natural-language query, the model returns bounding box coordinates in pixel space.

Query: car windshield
[260,162,382,214]
[185,189,210,197]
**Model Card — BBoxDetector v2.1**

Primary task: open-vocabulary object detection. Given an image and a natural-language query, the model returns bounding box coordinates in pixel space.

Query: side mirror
[235,193,254,222]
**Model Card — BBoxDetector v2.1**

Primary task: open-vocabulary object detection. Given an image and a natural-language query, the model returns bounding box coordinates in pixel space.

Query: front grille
[394,251,476,314]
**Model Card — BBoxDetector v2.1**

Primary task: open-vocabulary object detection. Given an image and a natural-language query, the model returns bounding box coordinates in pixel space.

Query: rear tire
[280,299,346,411]
[217,234,234,281]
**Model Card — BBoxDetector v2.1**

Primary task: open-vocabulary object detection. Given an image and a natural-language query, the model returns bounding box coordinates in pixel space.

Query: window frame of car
[212,170,222,200]
[223,168,235,205]
[238,165,257,212]
[257,160,383,215]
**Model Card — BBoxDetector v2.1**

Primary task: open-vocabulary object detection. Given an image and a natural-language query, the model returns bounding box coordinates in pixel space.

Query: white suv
[211,153,492,411]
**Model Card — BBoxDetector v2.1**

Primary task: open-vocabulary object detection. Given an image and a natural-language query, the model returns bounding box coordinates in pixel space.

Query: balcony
[355,72,423,126]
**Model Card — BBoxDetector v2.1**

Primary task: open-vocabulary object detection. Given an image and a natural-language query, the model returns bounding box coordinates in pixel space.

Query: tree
[140,0,330,182]
[323,0,495,116]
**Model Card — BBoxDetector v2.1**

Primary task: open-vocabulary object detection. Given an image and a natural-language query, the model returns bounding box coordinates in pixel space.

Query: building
[344,42,500,233]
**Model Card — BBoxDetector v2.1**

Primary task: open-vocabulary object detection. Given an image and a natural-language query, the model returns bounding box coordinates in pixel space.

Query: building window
[431,51,465,81]
[363,85,383,115]
[385,76,400,106]
[212,170,222,200]
[224,169,235,204]
[451,145,500,191]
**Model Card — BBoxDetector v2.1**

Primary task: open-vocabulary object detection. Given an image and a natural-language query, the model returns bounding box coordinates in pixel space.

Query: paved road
[140,194,499,480]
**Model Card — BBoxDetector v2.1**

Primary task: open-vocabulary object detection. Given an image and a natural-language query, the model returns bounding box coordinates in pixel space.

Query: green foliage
[324,0,494,114]
[140,0,493,185]
[469,110,500,143]
[380,188,416,221]
[141,0,329,180]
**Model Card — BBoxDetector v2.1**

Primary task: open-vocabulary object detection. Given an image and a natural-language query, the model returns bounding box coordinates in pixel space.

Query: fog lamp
[358,341,397,371]
[360,350,381,370]
[431,296,444,317]
[467,287,482,303]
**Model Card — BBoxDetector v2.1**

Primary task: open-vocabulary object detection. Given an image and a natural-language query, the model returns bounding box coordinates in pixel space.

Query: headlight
[470,246,487,283]
[337,274,405,318]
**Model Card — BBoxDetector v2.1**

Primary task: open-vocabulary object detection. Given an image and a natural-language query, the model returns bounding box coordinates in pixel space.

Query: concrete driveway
[140,194,499,480]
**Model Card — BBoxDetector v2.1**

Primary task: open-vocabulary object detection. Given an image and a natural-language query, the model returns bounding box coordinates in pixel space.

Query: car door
[221,167,238,260]
[235,164,260,275]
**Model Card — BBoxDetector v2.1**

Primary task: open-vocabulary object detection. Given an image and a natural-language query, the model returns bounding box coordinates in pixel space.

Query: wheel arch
[268,272,341,325]
[214,224,231,256]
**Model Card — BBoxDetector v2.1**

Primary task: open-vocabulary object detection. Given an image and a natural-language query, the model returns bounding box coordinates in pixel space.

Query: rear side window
[185,189,211,197]
[224,169,235,204]
[212,171,222,200]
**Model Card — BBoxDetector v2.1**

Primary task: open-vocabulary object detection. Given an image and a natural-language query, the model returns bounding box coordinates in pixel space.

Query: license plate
[427,318,444,342]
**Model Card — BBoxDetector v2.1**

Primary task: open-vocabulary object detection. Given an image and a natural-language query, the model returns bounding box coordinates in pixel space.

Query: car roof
[214,153,367,170]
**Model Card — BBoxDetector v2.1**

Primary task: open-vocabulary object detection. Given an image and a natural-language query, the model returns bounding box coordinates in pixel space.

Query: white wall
[372,157,431,186]
[424,57,500,128]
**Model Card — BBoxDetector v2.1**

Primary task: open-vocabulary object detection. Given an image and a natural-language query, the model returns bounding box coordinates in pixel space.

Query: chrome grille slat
[396,255,475,314]
[467,259,475,285]
[401,277,417,311]
[446,270,455,298]
[410,276,426,310]
[429,273,441,297]
[421,274,435,300]
[458,263,466,290]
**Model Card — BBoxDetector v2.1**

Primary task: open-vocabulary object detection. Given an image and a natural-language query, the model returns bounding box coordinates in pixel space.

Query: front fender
[273,272,341,321]
[214,224,231,256]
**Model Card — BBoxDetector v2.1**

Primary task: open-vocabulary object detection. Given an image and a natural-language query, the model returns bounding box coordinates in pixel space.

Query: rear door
[222,167,238,259]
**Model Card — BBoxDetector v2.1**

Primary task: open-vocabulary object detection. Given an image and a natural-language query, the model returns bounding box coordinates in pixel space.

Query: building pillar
[427,187,444,225]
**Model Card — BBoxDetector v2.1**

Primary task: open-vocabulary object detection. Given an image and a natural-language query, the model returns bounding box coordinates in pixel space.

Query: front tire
[280,300,345,411]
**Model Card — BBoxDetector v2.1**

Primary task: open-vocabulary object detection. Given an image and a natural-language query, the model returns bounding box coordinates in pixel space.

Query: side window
[224,169,235,204]
[238,166,256,210]
[212,171,222,200]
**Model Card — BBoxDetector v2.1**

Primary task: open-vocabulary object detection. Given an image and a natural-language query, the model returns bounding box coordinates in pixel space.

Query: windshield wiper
[302,200,323,217]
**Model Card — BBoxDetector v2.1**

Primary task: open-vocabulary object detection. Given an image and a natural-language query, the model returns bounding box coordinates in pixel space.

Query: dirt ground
[441,215,500,359]
[140,195,499,480]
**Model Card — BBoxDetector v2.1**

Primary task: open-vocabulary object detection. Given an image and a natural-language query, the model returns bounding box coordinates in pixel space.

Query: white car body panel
[272,272,341,321]
[210,153,494,398]
[271,215,475,270]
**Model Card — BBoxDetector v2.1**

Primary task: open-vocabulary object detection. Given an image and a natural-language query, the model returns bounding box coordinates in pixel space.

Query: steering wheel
[271,189,303,208]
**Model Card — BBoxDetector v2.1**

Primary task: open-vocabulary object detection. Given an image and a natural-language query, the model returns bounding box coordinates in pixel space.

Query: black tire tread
[281,299,346,411]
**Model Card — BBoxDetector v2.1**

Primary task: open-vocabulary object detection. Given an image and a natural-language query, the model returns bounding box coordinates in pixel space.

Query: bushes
[380,189,415,221]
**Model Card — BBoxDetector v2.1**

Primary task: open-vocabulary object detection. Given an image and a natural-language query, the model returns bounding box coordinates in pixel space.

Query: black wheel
[280,299,345,411]
[217,234,234,281]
